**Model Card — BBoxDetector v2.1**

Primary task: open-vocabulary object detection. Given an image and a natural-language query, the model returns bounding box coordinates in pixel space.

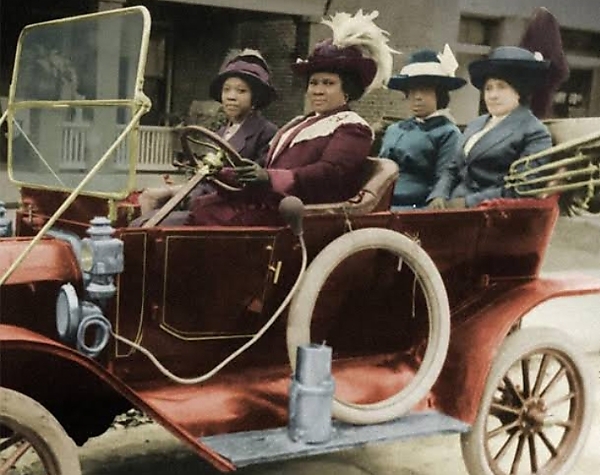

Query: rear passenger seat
[303,157,399,217]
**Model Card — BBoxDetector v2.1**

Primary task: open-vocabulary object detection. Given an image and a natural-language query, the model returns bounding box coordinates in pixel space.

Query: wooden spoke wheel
[0,388,81,475]
[461,327,593,475]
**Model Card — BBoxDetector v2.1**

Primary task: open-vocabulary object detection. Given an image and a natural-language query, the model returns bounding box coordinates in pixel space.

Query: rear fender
[434,273,600,424]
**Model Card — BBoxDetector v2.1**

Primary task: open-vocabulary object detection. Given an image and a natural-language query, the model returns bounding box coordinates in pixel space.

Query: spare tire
[287,228,450,425]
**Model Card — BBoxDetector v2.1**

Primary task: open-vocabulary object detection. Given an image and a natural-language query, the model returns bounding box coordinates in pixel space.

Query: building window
[560,28,600,57]
[459,16,500,46]
[553,69,592,118]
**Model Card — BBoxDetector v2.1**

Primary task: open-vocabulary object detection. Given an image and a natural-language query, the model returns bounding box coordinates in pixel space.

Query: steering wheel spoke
[141,126,246,228]
[178,125,244,169]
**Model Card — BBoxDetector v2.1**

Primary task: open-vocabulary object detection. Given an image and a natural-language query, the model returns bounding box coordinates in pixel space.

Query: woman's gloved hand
[427,197,446,210]
[235,163,270,185]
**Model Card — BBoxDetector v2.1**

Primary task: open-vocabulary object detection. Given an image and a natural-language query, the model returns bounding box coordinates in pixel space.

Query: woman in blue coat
[379,45,466,209]
[428,46,553,209]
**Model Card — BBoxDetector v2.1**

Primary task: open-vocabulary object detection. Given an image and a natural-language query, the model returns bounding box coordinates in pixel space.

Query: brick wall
[232,16,307,127]
[158,0,467,130]
[168,10,308,128]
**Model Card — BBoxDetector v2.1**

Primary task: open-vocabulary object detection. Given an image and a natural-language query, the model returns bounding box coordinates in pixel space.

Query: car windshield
[7,7,150,197]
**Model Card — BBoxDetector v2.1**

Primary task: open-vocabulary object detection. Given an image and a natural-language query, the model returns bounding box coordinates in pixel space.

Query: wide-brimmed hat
[388,45,466,92]
[292,40,378,100]
[209,49,276,109]
[291,10,398,101]
[468,46,550,91]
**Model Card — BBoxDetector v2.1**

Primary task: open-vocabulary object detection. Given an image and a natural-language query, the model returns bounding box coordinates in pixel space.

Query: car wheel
[0,387,82,475]
[461,327,594,475]
[287,227,450,425]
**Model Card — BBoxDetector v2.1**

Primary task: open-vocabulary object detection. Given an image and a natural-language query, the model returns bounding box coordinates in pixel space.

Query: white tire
[287,228,450,424]
[0,387,82,475]
[461,327,594,475]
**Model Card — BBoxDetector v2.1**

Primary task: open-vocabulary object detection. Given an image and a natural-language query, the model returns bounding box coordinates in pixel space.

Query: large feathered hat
[209,49,276,109]
[519,7,569,118]
[291,10,399,100]
[468,46,550,93]
[388,44,466,92]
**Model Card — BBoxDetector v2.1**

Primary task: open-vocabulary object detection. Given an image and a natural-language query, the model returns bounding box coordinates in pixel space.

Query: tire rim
[483,348,586,475]
[288,228,450,424]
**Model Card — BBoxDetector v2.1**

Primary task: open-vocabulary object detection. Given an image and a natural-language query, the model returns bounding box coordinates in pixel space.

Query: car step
[201,410,470,467]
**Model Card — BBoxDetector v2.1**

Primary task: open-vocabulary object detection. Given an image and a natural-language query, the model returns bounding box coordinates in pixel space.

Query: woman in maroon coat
[189,10,397,226]
[135,49,277,219]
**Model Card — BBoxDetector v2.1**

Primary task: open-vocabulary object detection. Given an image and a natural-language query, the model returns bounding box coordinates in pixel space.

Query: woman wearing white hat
[428,46,553,209]
[379,45,466,209]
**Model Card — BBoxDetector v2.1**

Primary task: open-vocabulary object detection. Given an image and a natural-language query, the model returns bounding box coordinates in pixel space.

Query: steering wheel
[141,126,247,228]
[178,125,245,170]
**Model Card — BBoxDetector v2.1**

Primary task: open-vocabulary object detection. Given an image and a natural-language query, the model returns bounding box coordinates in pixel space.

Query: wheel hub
[520,397,547,434]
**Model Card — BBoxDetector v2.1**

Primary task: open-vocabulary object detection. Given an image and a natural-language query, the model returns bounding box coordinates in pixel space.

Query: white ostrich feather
[437,44,459,77]
[322,10,400,93]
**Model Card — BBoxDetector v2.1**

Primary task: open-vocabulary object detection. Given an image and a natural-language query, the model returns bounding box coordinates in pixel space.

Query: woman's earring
[344,94,350,103]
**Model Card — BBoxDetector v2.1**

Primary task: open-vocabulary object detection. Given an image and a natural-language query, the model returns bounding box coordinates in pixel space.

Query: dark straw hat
[468,46,550,91]
[388,46,466,92]
[209,50,276,109]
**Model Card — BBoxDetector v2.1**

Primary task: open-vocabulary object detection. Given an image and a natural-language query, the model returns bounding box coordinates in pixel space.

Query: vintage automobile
[2,7,600,475]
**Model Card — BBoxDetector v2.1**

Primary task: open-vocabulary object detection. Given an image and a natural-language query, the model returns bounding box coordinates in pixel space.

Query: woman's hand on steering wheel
[235,162,270,185]
[178,125,252,191]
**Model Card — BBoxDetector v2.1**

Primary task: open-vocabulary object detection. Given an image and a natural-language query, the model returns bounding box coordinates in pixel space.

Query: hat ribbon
[401,61,454,78]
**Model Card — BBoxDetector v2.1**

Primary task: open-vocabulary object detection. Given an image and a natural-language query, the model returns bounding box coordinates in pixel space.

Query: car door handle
[268,261,282,284]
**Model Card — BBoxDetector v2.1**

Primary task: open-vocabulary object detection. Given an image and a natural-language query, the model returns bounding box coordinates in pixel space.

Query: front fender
[433,272,600,424]
[0,237,81,285]
[1,324,134,440]
[0,324,234,471]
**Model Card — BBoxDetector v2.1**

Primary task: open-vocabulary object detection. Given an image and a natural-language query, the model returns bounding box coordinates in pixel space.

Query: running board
[201,411,470,468]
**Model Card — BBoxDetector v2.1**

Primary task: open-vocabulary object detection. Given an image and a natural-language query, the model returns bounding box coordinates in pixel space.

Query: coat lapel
[266,114,320,166]
[226,112,261,154]
[266,105,357,167]
[467,106,529,162]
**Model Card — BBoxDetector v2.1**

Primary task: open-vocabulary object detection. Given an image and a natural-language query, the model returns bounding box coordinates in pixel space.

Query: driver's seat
[303,157,399,217]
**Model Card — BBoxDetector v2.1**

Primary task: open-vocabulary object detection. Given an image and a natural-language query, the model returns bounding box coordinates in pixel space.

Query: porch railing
[60,122,176,172]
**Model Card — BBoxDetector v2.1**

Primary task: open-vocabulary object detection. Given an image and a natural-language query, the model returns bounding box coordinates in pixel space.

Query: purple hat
[519,7,570,118]
[291,10,398,101]
[291,39,377,100]
[209,50,276,109]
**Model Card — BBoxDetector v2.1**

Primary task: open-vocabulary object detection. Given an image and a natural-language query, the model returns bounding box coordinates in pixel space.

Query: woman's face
[483,78,520,117]
[221,76,253,123]
[407,86,438,118]
[307,72,347,114]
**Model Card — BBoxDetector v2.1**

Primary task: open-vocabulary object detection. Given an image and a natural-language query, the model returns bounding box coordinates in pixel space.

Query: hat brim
[469,58,549,90]
[291,56,377,93]
[209,71,276,109]
[387,74,467,92]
